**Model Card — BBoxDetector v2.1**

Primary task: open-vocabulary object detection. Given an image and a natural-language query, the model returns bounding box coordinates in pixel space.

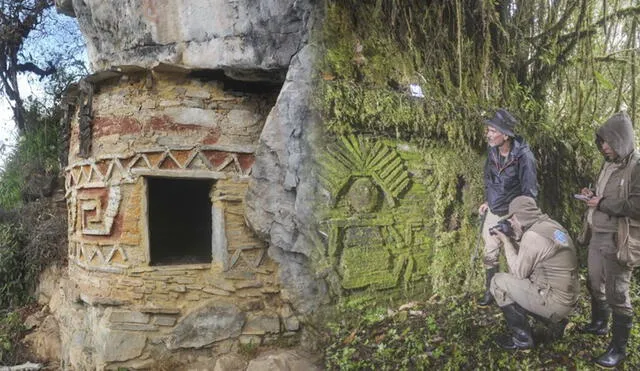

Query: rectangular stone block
[173,277,196,284]
[139,307,181,315]
[202,287,231,296]
[185,292,201,301]
[242,314,281,335]
[109,323,158,332]
[169,285,186,293]
[234,281,263,289]
[108,310,150,324]
[153,315,177,327]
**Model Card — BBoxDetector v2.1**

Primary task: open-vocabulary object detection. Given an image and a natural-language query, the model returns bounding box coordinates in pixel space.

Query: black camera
[489,219,514,237]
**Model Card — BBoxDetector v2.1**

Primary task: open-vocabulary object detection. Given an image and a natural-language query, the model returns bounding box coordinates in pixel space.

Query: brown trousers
[482,209,502,268]
[588,232,633,316]
[490,273,574,322]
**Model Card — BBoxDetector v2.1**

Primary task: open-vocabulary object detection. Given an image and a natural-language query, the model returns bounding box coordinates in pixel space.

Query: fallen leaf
[343,330,357,345]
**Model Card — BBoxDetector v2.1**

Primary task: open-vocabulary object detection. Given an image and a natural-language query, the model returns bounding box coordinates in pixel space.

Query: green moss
[317,136,484,298]
[315,1,609,303]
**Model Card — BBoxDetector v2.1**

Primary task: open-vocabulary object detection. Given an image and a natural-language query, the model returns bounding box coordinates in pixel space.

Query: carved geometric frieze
[78,186,121,236]
[319,136,428,291]
[69,239,131,272]
[320,135,410,207]
[64,145,256,195]
[323,220,431,290]
[226,245,267,272]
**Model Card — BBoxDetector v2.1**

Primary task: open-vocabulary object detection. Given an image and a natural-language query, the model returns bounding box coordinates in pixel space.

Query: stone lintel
[131,169,228,179]
[149,264,211,271]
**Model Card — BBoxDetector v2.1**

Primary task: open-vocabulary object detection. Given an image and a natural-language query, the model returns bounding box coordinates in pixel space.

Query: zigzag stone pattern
[65,145,256,193]
[64,144,257,272]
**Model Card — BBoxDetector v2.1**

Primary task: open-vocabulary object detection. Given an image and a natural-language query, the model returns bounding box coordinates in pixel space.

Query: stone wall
[51,0,324,368]
[60,70,301,369]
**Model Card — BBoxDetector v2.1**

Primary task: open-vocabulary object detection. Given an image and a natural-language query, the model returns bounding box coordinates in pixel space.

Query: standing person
[490,196,579,350]
[577,111,640,368]
[477,108,538,307]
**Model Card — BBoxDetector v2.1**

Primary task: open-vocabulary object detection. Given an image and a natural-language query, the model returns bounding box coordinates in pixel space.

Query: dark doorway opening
[147,177,213,265]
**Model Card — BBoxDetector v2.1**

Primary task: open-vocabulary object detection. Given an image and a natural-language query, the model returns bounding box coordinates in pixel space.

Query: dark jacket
[484,137,538,216]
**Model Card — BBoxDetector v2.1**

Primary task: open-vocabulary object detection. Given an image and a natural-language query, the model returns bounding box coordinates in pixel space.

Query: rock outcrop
[64,0,314,81]
[245,43,329,315]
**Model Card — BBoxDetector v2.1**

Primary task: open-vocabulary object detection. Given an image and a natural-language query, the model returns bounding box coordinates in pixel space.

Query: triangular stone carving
[186,151,213,170]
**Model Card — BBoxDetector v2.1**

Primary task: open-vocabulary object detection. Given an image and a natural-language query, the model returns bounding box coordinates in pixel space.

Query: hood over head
[506,196,543,230]
[596,112,635,159]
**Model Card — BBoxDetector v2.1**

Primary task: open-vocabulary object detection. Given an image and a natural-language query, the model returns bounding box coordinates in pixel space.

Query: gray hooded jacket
[591,112,640,232]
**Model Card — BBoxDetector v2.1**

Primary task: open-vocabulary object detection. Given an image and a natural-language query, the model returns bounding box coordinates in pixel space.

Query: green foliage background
[318,0,640,299]
[0,100,67,364]
[319,1,640,368]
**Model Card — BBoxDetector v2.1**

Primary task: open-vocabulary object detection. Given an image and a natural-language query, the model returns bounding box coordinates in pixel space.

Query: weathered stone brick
[202,287,231,296]
[153,315,177,327]
[109,323,158,332]
[107,310,150,324]
[185,292,201,301]
[242,313,280,335]
[234,281,263,290]
[173,276,196,285]
[169,285,186,293]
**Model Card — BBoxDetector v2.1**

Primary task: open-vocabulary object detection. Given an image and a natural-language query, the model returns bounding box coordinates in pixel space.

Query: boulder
[246,350,322,371]
[23,315,62,361]
[66,0,315,79]
[165,301,245,349]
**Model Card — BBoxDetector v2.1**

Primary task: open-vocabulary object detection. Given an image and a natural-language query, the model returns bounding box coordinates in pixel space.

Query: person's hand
[581,187,594,198]
[586,196,602,208]
[491,229,509,245]
[479,202,489,215]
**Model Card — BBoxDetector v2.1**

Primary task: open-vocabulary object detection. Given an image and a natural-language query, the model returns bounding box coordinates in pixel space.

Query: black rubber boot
[581,299,610,336]
[494,303,534,350]
[547,318,569,341]
[526,310,569,342]
[594,312,632,368]
[477,267,497,307]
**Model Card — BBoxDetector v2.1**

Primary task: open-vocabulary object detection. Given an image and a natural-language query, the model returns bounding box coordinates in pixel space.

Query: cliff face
[63,0,313,81]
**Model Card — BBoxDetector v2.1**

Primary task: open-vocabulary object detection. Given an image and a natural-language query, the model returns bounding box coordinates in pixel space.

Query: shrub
[0,225,29,309]
[0,310,25,365]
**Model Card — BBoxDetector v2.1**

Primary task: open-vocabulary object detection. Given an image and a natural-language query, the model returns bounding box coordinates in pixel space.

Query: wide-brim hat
[484,108,518,137]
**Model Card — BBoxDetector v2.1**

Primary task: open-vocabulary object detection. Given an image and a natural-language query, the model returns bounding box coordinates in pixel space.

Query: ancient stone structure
[48,0,475,369]
[54,0,320,369]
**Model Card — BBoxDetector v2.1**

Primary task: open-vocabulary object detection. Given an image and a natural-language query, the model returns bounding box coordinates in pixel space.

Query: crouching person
[489,196,580,350]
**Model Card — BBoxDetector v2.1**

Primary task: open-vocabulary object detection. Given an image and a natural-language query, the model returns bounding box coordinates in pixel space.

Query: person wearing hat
[576,111,640,368]
[477,108,538,307]
[489,196,579,350]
